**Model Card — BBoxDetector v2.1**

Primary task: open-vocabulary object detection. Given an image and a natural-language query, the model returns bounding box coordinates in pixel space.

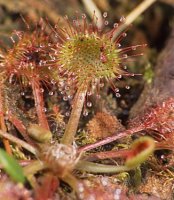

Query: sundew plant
[51,13,146,145]
[1,2,172,198]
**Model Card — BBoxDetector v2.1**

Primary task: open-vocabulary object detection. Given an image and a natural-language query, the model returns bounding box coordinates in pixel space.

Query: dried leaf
[87,112,125,140]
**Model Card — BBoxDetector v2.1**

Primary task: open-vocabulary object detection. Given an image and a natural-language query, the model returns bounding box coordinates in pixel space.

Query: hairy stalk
[61,86,87,145]
[0,130,36,155]
[0,84,12,154]
[76,160,130,173]
[78,126,144,152]
[31,78,49,130]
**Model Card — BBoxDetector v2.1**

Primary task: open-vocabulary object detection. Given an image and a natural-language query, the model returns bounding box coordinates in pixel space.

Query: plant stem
[23,160,45,188]
[76,160,130,174]
[0,84,12,155]
[86,149,131,161]
[61,172,79,192]
[112,0,157,41]
[31,78,49,130]
[23,160,45,176]
[23,160,79,193]
[8,112,35,146]
[81,0,103,28]
[61,87,87,145]
[78,126,144,152]
[0,130,37,155]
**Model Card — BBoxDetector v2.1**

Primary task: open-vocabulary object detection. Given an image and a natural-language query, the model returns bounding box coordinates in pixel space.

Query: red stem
[8,112,36,146]
[31,79,50,130]
[86,149,131,161]
[78,126,144,153]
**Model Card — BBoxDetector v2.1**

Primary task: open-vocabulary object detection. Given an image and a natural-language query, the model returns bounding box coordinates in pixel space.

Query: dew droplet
[87,102,92,107]
[21,92,25,96]
[63,96,68,101]
[65,86,70,90]
[73,19,77,24]
[39,44,45,48]
[68,95,73,99]
[120,16,126,22]
[51,79,56,85]
[103,12,107,18]
[65,111,70,117]
[114,88,119,93]
[113,23,119,28]
[117,43,121,48]
[49,91,54,96]
[122,33,127,37]
[55,34,59,38]
[104,20,109,25]
[40,88,44,93]
[123,65,127,69]
[83,110,88,116]
[61,90,65,95]
[82,14,86,19]
[39,61,43,66]
[42,108,47,112]
[115,93,121,98]
[125,85,130,89]
[117,74,122,79]
[87,91,92,96]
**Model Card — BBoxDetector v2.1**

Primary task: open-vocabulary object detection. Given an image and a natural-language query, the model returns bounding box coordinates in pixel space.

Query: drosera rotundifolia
[0,1,167,198]
[51,12,146,145]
